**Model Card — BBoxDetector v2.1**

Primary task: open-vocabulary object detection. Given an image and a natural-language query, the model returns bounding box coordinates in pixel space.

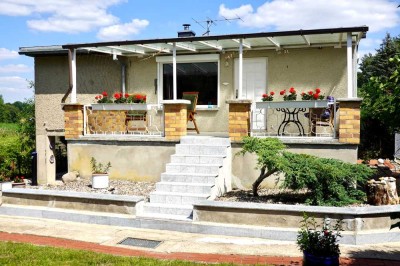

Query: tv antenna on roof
[192,15,243,36]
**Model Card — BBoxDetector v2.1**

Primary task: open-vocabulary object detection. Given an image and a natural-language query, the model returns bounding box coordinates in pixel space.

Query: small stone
[62,171,79,183]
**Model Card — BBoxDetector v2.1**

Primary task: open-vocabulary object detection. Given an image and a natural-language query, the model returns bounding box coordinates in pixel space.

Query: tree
[358,34,400,159]
[239,137,374,206]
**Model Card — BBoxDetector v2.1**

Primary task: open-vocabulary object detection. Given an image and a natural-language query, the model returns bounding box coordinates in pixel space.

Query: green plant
[13,175,25,183]
[90,157,111,174]
[297,213,343,257]
[239,137,375,206]
[0,174,10,182]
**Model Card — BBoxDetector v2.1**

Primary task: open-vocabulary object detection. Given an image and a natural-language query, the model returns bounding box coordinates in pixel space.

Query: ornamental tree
[239,137,374,206]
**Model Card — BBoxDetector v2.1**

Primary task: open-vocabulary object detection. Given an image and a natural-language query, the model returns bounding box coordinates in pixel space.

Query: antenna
[192,15,243,36]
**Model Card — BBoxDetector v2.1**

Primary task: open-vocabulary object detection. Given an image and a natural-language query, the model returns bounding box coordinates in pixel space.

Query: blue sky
[0,0,399,103]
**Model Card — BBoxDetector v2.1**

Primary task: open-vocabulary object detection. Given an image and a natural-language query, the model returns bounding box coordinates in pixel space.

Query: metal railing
[83,104,163,137]
[251,100,338,138]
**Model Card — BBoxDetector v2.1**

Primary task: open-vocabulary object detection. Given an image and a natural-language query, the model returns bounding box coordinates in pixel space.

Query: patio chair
[309,104,336,136]
[182,91,200,134]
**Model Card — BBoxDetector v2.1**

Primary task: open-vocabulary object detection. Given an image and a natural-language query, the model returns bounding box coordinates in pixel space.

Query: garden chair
[182,91,200,134]
[309,104,336,136]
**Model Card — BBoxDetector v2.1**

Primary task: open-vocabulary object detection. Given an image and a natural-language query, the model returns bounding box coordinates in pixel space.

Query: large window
[157,54,219,107]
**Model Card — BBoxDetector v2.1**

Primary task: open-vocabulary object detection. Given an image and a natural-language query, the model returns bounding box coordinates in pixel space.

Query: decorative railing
[251,100,338,138]
[83,104,163,136]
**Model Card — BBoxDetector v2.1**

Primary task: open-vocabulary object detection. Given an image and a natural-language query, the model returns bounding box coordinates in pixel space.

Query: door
[234,57,267,130]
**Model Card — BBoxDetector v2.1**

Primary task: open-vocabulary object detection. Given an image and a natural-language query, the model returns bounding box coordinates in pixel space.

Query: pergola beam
[198,41,222,51]
[83,47,122,56]
[167,42,197,52]
[232,39,251,48]
[301,35,310,46]
[137,44,170,53]
[107,45,145,54]
[266,37,280,48]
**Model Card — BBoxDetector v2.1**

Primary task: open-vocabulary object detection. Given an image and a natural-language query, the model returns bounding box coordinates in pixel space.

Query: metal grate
[118,237,162,249]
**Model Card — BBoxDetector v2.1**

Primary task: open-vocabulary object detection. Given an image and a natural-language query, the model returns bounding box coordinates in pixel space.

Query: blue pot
[303,251,339,266]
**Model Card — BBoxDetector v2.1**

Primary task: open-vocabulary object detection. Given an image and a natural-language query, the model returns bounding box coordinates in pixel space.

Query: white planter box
[256,100,329,109]
[91,103,149,111]
[92,174,109,189]
[0,182,12,191]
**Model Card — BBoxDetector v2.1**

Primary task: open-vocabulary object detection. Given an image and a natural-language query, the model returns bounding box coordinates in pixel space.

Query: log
[366,177,399,205]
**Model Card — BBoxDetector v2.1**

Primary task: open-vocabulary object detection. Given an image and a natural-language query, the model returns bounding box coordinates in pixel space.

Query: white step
[171,154,225,165]
[156,182,213,194]
[143,203,193,217]
[150,191,209,204]
[180,136,231,146]
[161,173,217,183]
[138,212,192,221]
[176,144,228,156]
[166,163,221,174]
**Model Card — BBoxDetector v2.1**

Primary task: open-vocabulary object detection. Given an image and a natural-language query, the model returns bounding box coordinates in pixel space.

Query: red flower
[280,90,285,95]
[289,87,296,94]
[102,91,108,97]
[308,90,313,95]
[315,88,321,94]
[143,95,146,101]
[313,93,319,100]
[114,92,121,99]
[262,93,267,98]
[95,96,99,100]
[270,91,275,96]
[301,92,305,96]
[21,176,24,179]
[124,93,129,98]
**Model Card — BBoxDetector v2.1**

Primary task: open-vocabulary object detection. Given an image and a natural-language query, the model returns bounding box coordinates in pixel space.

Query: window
[157,54,219,107]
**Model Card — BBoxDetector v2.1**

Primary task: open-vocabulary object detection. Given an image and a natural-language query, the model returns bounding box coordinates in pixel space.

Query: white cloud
[0,0,125,33]
[0,48,19,61]
[219,0,399,33]
[97,19,149,40]
[0,64,31,73]
[0,76,32,103]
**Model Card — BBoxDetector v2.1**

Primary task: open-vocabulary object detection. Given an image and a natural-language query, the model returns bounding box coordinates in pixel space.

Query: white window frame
[156,54,220,109]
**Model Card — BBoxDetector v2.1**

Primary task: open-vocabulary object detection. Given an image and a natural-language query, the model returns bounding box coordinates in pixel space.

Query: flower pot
[12,182,26,188]
[0,181,12,191]
[303,251,339,266]
[91,173,109,189]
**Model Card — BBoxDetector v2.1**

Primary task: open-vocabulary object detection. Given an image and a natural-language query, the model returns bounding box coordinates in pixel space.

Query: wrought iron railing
[83,104,163,136]
[251,100,338,138]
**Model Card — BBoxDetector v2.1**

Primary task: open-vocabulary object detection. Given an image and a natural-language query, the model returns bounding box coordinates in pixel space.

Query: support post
[347,33,353,98]
[172,42,177,100]
[238,39,243,99]
[226,99,252,142]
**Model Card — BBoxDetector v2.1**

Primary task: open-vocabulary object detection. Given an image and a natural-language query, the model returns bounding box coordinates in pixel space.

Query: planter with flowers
[301,88,325,101]
[0,176,12,191]
[12,175,26,188]
[91,157,111,189]
[91,91,148,111]
[281,87,297,101]
[297,214,343,266]
[262,91,275,101]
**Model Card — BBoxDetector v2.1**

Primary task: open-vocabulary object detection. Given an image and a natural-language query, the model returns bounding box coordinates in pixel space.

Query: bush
[239,137,375,206]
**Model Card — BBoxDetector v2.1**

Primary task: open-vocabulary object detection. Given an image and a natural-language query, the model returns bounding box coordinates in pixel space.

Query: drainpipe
[347,33,353,98]
[238,39,243,99]
[172,42,177,100]
[62,48,76,103]
[121,63,126,95]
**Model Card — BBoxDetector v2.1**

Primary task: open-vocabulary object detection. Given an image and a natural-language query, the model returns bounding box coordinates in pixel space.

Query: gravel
[26,179,155,200]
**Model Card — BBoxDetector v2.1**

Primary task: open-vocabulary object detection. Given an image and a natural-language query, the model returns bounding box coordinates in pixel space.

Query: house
[19,26,368,190]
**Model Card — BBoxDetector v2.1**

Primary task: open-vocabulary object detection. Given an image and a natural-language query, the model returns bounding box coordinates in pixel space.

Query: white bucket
[91,174,109,189]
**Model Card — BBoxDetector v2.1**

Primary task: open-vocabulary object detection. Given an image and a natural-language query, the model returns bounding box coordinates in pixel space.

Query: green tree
[358,34,400,159]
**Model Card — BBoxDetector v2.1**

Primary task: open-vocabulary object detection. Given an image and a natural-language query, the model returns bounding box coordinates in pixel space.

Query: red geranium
[102,91,108,97]
[262,93,267,98]
[280,90,286,95]
[114,92,121,99]
[313,93,320,100]
[270,91,275,96]
[289,87,296,94]
[315,88,321,94]
[308,90,313,95]
[124,93,129,98]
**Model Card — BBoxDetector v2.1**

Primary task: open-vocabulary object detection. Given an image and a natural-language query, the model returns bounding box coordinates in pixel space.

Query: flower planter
[256,100,329,109]
[0,181,12,191]
[91,103,149,111]
[12,182,26,188]
[91,174,109,189]
[303,251,339,266]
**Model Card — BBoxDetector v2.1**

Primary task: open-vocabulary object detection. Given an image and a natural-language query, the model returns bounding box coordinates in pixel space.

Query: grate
[118,237,162,249]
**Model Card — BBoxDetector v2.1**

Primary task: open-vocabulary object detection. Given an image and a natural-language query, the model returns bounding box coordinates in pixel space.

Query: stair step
[143,203,193,217]
[138,212,192,221]
[180,136,231,146]
[171,154,225,165]
[161,173,217,183]
[176,144,228,156]
[156,182,213,194]
[166,163,221,174]
[150,191,209,204]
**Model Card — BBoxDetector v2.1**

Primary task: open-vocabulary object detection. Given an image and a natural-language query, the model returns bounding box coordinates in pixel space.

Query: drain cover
[118,237,162,249]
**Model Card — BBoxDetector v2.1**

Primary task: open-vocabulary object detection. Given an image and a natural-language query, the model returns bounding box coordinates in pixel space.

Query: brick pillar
[63,104,84,139]
[162,100,190,141]
[226,99,252,142]
[338,98,361,144]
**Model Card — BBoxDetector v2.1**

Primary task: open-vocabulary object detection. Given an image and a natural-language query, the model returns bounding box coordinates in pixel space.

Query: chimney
[178,24,196,38]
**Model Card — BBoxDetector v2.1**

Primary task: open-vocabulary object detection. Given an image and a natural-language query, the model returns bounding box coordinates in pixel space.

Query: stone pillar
[162,100,190,141]
[337,98,361,144]
[226,99,252,142]
[63,103,84,139]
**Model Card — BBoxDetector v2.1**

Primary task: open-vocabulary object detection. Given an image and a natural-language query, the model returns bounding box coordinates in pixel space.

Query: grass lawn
[0,242,240,266]
[0,123,19,132]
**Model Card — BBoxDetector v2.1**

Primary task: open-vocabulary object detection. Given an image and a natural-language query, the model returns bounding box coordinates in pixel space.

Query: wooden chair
[309,104,336,136]
[182,91,200,134]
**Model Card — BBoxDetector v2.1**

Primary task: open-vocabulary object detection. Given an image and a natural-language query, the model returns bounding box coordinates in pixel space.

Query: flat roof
[19,26,368,57]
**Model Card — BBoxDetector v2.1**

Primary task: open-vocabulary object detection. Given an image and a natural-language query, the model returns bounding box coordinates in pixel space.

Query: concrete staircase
[141,136,232,220]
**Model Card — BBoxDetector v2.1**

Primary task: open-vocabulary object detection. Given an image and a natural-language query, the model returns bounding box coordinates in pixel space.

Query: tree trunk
[366,177,399,205]
[252,167,276,197]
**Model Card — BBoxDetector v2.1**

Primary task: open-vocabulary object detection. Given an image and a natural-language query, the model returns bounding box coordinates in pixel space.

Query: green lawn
[0,123,19,132]
[0,242,239,266]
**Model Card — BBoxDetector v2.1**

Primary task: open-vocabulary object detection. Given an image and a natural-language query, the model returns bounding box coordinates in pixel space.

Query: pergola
[54,26,368,103]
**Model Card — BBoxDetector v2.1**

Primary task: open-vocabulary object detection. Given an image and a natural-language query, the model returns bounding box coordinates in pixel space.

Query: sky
[0,0,399,103]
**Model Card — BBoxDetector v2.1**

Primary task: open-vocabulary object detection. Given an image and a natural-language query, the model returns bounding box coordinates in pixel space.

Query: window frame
[156,54,220,109]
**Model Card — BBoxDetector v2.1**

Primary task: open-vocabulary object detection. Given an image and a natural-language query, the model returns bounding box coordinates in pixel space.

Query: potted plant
[90,157,111,189]
[0,175,12,191]
[297,214,343,266]
[12,175,26,188]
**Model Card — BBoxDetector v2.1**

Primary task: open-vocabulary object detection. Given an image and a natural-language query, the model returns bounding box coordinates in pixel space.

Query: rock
[53,180,64,186]
[366,177,399,205]
[62,171,79,183]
